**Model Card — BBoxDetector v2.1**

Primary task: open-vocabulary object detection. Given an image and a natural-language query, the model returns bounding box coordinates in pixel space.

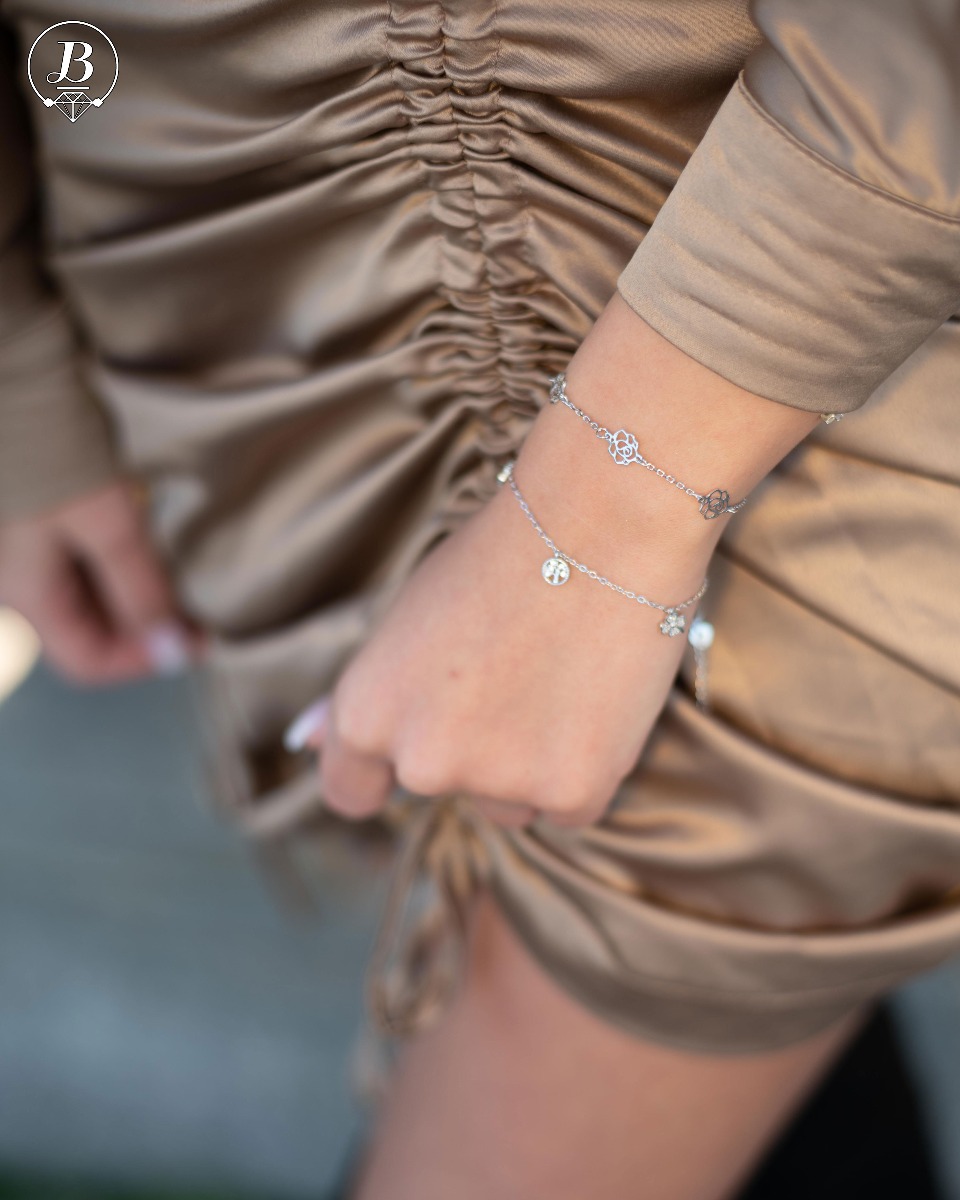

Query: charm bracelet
[499,371,848,680]
[548,371,749,519]
[496,460,708,637]
[547,371,846,517]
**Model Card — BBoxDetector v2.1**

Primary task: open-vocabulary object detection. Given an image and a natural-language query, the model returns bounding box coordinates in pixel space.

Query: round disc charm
[542,556,570,586]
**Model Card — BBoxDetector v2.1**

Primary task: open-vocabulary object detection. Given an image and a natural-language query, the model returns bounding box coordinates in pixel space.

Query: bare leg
[353,887,870,1200]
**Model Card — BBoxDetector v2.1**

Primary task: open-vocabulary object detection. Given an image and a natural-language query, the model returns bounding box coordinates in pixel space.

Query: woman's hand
[285,296,823,830]
[287,358,723,831]
[0,478,202,686]
[303,472,709,829]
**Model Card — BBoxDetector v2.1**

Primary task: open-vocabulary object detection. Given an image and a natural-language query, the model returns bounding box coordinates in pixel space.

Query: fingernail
[143,622,192,676]
[283,696,330,753]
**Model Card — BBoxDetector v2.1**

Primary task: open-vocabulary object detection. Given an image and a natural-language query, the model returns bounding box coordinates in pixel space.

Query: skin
[0,478,199,684]
[351,890,870,1200]
[4,293,853,1197]
[310,293,823,831]
[301,293,852,1198]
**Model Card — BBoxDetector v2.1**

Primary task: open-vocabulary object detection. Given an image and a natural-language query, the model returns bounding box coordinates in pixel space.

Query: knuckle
[394,750,451,798]
[331,696,383,758]
[329,662,391,752]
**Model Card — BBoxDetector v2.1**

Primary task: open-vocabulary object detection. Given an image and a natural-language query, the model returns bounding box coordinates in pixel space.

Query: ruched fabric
[3,0,960,1052]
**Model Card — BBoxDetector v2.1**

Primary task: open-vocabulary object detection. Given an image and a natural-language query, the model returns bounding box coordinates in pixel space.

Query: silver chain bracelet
[548,372,847,518]
[529,371,844,703]
[496,459,708,636]
[548,371,749,519]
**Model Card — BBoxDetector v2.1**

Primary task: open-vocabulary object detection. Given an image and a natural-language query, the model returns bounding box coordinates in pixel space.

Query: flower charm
[542,556,570,586]
[608,428,640,466]
[659,609,686,637]
[698,488,730,519]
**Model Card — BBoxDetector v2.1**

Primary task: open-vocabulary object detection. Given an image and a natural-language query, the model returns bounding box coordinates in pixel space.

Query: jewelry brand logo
[27,21,118,122]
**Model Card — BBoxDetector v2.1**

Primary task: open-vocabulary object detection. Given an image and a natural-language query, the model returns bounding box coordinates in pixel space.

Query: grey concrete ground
[893,969,960,1197]
[0,663,387,1198]
[1,659,960,1197]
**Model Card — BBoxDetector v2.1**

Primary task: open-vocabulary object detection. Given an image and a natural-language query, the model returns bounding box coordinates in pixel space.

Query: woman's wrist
[510,290,824,580]
[509,412,719,605]
[497,288,832,610]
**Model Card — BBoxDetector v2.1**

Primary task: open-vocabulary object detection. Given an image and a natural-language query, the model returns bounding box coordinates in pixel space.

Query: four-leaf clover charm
[659,609,686,637]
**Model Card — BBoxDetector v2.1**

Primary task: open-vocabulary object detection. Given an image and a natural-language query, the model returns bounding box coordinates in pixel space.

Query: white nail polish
[143,622,191,676]
[283,697,330,753]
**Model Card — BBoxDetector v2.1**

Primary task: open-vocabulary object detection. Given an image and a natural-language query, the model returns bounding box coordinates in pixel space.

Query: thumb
[283,695,332,754]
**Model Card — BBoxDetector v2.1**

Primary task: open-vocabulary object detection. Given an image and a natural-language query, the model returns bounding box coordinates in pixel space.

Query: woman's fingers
[469,797,539,828]
[316,720,397,819]
[285,694,395,820]
[283,696,331,753]
[0,479,205,686]
[284,695,542,827]
[61,480,198,673]
[30,552,155,685]
[283,689,597,829]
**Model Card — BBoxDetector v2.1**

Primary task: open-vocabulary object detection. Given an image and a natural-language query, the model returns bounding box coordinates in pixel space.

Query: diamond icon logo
[52,89,93,121]
[27,22,119,125]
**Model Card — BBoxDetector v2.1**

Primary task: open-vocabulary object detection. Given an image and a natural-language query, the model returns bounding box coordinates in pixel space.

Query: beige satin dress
[2,0,960,1054]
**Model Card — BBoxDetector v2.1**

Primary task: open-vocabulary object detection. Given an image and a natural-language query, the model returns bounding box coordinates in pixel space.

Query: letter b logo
[28,21,118,122]
[46,41,95,86]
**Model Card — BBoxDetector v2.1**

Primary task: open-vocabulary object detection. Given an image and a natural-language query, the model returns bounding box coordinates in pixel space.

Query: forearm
[514,290,823,595]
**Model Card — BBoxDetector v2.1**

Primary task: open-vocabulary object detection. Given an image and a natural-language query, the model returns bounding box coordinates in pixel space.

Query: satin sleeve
[0,23,117,519]
[615,0,960,415]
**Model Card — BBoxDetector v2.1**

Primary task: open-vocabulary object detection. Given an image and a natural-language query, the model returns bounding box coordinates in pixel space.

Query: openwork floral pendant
[541,556,570,586]
[698,488,730,519]
[659,609,686,637]
[608,428,641,466]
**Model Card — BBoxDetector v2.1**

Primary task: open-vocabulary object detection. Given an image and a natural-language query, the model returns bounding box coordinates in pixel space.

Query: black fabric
[739,1002,945,1199]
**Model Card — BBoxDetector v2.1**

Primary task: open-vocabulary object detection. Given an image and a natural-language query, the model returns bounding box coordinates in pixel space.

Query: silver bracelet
[548,372,749,520]
[496,459,708,637]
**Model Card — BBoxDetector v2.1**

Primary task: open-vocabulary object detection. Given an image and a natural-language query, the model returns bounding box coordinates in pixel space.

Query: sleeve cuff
[0,303,119,519]
[615,73,960,414]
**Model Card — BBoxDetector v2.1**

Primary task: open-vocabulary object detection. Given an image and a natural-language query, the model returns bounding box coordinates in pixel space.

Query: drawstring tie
[365,794,492,1039]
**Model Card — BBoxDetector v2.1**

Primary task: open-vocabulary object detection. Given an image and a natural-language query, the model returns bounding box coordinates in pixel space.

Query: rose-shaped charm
[608,428,640,466]
[698,488,730,519]
[659,609,686,637]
